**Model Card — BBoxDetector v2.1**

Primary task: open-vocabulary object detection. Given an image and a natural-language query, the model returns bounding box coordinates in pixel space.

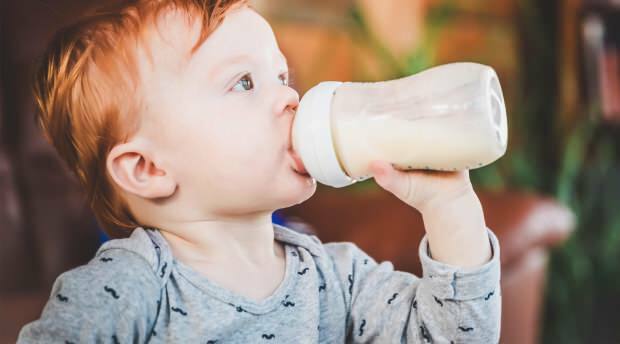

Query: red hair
[33,0,247,234]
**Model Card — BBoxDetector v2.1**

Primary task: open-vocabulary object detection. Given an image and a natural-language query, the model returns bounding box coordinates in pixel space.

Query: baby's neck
[157,212,287,301]
[158,213,281,267]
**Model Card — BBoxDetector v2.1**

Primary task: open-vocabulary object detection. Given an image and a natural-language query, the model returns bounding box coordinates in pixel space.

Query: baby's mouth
[289,147,309,176]
[287,121,308,175]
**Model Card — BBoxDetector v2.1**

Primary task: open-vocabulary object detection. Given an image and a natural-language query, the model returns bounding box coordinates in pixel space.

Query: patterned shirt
[18,224,501,343]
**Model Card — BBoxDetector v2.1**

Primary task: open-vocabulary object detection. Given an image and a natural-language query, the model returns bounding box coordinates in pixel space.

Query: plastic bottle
[291,62,508,188]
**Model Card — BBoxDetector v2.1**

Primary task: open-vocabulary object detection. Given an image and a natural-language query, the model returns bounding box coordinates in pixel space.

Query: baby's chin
[272,170,317,209]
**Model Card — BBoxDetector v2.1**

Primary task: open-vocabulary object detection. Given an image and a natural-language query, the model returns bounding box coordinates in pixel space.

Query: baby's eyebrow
[208,54,253,79]
[276,52,287,67]
[208,51,288,79]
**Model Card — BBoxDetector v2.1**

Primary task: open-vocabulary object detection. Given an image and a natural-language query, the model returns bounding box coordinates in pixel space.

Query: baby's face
[136,7,316,217]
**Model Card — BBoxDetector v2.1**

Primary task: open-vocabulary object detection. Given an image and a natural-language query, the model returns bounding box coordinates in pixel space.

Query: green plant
[510,0,620,342]
[543,116,620,343]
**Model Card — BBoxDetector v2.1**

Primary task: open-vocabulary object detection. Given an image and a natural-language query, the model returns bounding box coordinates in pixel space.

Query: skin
[105,6,491,302]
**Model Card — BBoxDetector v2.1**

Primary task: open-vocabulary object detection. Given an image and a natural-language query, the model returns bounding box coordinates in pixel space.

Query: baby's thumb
[369,161,413,202]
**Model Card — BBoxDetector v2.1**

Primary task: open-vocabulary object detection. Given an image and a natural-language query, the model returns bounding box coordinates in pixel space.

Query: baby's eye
[279,73,289,86]
[232,73,254,91]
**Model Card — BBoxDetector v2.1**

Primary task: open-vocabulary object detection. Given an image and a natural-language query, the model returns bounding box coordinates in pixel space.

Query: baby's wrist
[420,188,484,230]
[420,190,491,267]
[417,183,477,217]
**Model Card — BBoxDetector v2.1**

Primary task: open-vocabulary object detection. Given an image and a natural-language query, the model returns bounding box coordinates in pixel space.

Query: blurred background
[1,0,619,342]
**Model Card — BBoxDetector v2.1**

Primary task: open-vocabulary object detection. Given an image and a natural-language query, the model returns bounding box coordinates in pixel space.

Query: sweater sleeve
[17,249,162,344]
[324,228,501,343]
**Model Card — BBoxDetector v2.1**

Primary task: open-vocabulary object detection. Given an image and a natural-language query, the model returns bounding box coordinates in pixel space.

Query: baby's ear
[106,139,176,199]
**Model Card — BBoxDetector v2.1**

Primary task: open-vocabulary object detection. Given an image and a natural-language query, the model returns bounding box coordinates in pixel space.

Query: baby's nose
[274,86,299,116]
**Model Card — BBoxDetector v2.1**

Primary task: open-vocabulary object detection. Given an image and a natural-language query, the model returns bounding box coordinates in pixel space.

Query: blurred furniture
[0,1,102,342]
[0,1,575,343]
[281,185,575,344]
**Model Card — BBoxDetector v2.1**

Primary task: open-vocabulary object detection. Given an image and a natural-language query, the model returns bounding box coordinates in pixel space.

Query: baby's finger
[369,161,414,201]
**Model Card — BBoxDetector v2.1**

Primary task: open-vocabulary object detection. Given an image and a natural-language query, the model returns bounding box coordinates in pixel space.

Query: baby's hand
[368,161,474,214]
[369,160,492,267]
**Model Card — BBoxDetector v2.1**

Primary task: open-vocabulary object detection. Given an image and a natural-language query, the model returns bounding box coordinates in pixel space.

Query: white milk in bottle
[291,62,508,188]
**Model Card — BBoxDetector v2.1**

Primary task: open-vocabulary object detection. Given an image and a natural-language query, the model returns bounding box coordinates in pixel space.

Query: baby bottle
[291,62,508,188]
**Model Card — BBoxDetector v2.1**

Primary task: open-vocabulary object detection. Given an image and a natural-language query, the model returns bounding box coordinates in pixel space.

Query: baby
[18,0,501,343]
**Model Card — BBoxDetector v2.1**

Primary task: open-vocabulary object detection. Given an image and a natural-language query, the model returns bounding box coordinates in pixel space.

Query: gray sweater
[18,224,501,343]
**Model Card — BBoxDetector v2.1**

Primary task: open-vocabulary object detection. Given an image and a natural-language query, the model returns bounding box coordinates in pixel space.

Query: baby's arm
[369,161,492,268]
[327,161,501,343]
[325,229,500,343]
[17,250,160,343]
